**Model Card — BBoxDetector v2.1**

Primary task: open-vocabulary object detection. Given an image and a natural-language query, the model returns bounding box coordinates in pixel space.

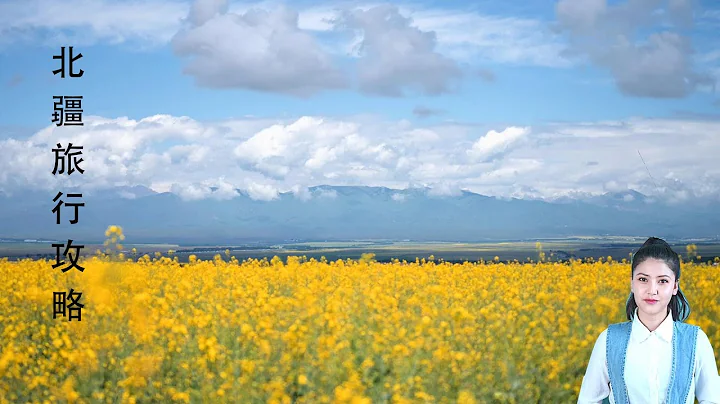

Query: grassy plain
[3,239,720,264]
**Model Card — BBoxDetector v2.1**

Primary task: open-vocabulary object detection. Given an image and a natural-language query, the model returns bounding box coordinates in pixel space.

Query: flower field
[1,235,719,403]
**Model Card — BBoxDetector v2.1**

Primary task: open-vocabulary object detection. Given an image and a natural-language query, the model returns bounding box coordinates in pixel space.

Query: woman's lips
[644,299,659,304]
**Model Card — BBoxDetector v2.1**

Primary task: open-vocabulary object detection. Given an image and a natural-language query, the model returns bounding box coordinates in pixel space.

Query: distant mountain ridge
[0,185,717,244]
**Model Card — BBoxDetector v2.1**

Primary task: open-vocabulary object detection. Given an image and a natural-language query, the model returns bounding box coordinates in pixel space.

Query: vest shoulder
[607,321,632,329]
[674,321,700,332]
[606,321,632,339]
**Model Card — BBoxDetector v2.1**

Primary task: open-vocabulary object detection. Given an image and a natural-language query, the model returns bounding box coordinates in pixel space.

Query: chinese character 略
[53,289,84,321]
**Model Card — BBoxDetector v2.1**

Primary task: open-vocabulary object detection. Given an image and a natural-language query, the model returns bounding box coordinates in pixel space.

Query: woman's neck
[637,308,670,332]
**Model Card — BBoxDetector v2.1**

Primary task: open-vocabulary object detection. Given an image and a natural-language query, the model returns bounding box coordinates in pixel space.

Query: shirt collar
[631,307,674,343]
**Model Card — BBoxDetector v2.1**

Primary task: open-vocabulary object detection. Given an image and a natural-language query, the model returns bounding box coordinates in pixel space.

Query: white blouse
[577,309,720,404]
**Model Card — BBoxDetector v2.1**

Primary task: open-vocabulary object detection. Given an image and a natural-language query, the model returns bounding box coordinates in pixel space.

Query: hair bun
[641,236,671,249]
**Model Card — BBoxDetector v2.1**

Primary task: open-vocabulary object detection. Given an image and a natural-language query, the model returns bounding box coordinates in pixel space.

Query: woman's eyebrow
[635,272,671,278]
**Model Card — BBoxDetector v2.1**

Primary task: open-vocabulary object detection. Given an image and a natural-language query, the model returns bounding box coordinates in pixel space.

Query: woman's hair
[625,236,691,322]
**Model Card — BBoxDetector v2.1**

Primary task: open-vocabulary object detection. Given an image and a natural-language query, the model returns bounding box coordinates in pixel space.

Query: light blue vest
[603,320,699,404]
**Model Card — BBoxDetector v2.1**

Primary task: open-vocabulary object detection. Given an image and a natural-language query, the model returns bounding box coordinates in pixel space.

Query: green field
[3,238,719,264]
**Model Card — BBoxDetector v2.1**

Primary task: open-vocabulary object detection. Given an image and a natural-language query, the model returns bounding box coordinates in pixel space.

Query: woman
[577,237,720,404]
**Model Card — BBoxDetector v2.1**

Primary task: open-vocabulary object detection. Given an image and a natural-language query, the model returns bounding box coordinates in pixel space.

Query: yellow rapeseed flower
[1,248,719,402]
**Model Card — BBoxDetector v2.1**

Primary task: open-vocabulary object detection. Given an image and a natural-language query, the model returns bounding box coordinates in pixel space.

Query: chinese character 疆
[52,96,84,127]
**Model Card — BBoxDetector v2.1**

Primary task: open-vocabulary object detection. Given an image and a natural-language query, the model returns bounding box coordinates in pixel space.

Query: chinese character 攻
[51,239,85,273]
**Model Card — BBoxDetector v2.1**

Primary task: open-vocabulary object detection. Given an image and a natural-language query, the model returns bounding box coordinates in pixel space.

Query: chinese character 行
[52,46,83,78]
[52,96,84,127]
[53,288,84,321]
[51,239,85,273]
[52,143,85,175]
[52,191,84,224]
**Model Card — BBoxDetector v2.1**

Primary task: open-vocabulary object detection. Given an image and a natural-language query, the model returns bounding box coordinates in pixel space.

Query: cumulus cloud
[1,114,719,203]
[188,0,228,26]
[334,4,463,97]
[406,8,570,68]
[467,126,530,162]
[0,0,570,71]
[290,184,312,201]
[0,0,579,99]
[233,116,360,169]
[171,1,347,96]
[0,0,187,48]
[245,181,280,201]
[554,0,714,98]
[425,181,462,197]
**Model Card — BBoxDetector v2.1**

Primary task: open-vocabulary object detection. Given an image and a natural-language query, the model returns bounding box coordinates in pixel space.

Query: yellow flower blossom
[1,247,719,402]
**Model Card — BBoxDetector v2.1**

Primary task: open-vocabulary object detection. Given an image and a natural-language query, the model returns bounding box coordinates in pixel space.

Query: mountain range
[0,185,718,244]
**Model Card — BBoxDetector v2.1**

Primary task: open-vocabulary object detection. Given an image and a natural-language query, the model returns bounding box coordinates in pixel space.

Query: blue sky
[3,44,716,129]
[0,0,719,202]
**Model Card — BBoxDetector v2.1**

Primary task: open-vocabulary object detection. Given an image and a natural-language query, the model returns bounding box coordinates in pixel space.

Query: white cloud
[0,0,187,48]
[548,121,632,138]
[0,0,570,74]
[295,3,570,68]
[398,128,443,150]
[234,116,358,167]
[391,193,406,202]
[1,114,720,204]
[170,182,212,201]
[171,2,347,96]
[209,178,240,200]
[245,181,280,201]
[295,6,337,31]
[305,146,339,170]
[427,181,463,197]
[603,180,629,193]
[554,0,714,98]
[479,158,543,181]
[189,0,228,26]
[467,126,530,162]
[290,184,312,201]
[405,7,570,67]
[335,4,463,96]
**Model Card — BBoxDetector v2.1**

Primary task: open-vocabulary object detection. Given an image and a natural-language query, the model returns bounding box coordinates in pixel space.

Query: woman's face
[631,258,678,318]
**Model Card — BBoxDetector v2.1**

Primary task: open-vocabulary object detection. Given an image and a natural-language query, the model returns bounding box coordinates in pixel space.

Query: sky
[0,0,719,203]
